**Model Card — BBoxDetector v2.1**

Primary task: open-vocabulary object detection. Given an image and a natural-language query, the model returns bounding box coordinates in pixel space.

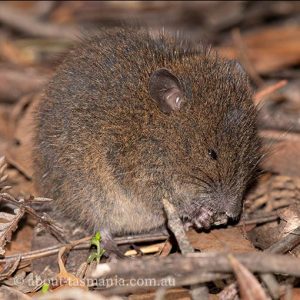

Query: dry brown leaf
[248,203,300,250]
[3,270,43,293]
[6,224,33,256]
[187,227,255,253]
[0,157,24,256]
[0,256,21,281]
[0,208,25,255]
[245,175,300,214]
[280,204,300,235]
[229,255,269,300]
[56,246,87,290]
[5,93,41,180]
[245,174,300,249]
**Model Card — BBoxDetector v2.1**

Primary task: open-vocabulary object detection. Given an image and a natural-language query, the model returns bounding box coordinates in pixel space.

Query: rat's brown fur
[33,28,260,236]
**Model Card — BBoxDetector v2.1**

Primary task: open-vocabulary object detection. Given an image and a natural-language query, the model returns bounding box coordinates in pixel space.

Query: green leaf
[91,238,99,248]
[88,231,106,264]
[87,252,98,263]
[41,283,50,294]
[91,231,101,247]
[95,231,101,241]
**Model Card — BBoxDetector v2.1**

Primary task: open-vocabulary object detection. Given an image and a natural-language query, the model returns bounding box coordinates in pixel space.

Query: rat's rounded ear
[149,68,184,114]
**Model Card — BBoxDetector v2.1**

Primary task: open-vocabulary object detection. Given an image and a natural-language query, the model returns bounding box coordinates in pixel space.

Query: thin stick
[266,226,300,254]
[162,197,194,254]
[0,193,67,243]
[0,214,280,265]
[0,233,168,264]
[93,252,300,280]
[253,80,288,105]
[259,129,300,142]
[236,214,279,227]
[162,198,209,300]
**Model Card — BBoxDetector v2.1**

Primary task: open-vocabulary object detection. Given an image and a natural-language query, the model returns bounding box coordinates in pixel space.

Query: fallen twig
[162,197,209,300]
[253,79,288,105]
[237,214,279,227]
[0,193,67,243]
[162,197,194,254]
[259,129,300,142]
[0,256,21,281]
[0,232,168,265]
[266,226,300,254]
[92,252,300,296]
[0,213,281,265]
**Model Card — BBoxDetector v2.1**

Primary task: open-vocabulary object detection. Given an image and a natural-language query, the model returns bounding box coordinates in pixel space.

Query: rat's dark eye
[208,149,218,160]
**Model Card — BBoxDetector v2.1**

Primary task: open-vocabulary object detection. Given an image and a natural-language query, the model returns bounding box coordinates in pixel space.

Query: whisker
[185,174,212,187]
[191,167,216,186]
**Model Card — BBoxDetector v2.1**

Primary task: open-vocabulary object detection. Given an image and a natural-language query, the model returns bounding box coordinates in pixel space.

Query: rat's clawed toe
[183,221,193,231]
[182,207,215,230]
[193,207,214,230]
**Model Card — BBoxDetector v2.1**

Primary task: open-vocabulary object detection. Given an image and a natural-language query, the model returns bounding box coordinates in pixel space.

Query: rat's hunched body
[34,28,260,236]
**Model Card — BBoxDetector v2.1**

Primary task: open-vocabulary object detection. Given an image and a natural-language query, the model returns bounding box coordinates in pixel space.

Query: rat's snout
[222,196,243,220]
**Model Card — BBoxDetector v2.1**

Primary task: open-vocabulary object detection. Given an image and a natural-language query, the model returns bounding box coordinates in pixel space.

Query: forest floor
[0,1,300,300]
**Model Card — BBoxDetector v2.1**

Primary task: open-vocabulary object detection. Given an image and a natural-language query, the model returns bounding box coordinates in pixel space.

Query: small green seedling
[87,231,105,264]
[41,283,50,294]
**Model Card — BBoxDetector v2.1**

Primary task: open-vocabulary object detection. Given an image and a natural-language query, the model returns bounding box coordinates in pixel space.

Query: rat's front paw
[192,207,214,230]
[182,207,215,231]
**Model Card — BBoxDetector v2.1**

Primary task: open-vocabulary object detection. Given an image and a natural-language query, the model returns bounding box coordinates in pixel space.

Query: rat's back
[34,28,175,234]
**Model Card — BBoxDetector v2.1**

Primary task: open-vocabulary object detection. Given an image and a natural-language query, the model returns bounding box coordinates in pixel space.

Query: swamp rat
[34,28,260,241]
